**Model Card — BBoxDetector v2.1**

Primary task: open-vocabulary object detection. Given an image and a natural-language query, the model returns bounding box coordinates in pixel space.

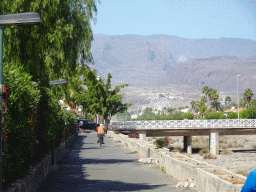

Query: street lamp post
[96,76,100,124]
[49,79,67,165]
[0,12,42,189]
[237,75,240,119]
[62,105,70,149]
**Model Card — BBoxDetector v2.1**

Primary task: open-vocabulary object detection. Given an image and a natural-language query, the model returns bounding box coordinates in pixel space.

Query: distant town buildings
[131,114,138,119]
[181,108,189,113]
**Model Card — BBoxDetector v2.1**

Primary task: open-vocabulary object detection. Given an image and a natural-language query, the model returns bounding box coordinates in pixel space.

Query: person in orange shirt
[96,124,105,144]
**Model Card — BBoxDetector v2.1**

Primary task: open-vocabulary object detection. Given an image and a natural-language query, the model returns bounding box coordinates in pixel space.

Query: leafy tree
[84,70,131,131]
[243,88,254,108]
[2,0,99,87]
[183,112,195,119]
[206,112,227,119]
[1,0,100,187]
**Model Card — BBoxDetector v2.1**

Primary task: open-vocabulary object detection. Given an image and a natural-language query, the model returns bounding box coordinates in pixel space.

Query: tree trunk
[104,117,111,134]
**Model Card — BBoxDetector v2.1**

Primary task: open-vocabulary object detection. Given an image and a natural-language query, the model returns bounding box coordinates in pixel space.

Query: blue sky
[91,0,256,41]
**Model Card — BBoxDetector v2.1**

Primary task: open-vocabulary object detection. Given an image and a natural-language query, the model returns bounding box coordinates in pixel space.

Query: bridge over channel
[111,119,256,155]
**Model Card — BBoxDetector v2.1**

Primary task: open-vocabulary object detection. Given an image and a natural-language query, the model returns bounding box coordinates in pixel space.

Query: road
[37,130,196,192]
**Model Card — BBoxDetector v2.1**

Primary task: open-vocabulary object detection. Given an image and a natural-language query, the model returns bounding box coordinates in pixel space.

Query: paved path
[37,130,195,192]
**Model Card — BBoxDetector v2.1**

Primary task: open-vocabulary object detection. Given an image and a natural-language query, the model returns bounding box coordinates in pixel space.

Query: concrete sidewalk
[37,130,195,192]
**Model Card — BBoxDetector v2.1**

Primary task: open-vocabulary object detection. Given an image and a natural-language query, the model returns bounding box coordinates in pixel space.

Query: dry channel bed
[147,135,256,178]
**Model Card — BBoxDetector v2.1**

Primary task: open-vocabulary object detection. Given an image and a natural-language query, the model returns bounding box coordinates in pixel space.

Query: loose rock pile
[138,157,159,165]
[115,143,128,147]
[176,178,195,188]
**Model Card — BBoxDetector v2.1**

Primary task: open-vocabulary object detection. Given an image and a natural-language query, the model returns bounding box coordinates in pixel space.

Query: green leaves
[84,70,131,123]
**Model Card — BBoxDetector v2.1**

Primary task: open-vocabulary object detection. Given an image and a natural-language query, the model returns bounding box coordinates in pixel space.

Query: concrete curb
[107,131,246,192]
[3,133,78,192]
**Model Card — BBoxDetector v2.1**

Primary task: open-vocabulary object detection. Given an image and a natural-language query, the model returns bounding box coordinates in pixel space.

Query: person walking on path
[96,124,105,144]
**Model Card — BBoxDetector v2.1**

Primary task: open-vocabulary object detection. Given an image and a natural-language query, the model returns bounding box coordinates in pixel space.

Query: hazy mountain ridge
[90,34,256,93]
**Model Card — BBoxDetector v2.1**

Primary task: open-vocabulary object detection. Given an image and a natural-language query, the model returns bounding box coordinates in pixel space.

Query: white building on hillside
[181,108,189,113]
[131,114,138,119]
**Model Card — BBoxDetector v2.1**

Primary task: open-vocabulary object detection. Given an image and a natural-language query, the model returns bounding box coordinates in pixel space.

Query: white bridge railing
[111,119,256,130]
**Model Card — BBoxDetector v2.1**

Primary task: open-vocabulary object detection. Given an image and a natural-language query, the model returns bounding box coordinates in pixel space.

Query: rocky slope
[89,34,256,110]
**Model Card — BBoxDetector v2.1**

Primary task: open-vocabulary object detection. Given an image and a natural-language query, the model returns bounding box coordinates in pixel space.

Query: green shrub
[154,137,170,148]
[220,149,233,155]
[240,109,248,119]
[227,142,234,148]
[128,133,139,139]
[183,112,195,119]
[203,153,217,159]
[161,167,166,173]
[170,147,182,153]
[199,148,209,155]
[206,112,227,119]
[2,62,41,188]
[246,106,256,119]
[171,113,184,120]
[227,112,238,119]
[219,145,227,149]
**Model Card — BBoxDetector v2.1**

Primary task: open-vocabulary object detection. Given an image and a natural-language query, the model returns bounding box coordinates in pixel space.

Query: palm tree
[197,98,207,118]
[202,86,209,106]
[207,88,213,98]
[240,97,247,108]
[201,96,207,104]
[166,107,176,115]
[243,88,254,108]
[225,96,232,104]
[210,89,219,101]
[211,100,223,112]
[190,101,197,113]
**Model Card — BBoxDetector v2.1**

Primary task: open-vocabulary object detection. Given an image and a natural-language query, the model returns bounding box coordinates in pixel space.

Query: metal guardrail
[112,119,256,129]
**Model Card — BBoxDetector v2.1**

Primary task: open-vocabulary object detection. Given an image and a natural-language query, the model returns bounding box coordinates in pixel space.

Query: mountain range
[89,34,256,92]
